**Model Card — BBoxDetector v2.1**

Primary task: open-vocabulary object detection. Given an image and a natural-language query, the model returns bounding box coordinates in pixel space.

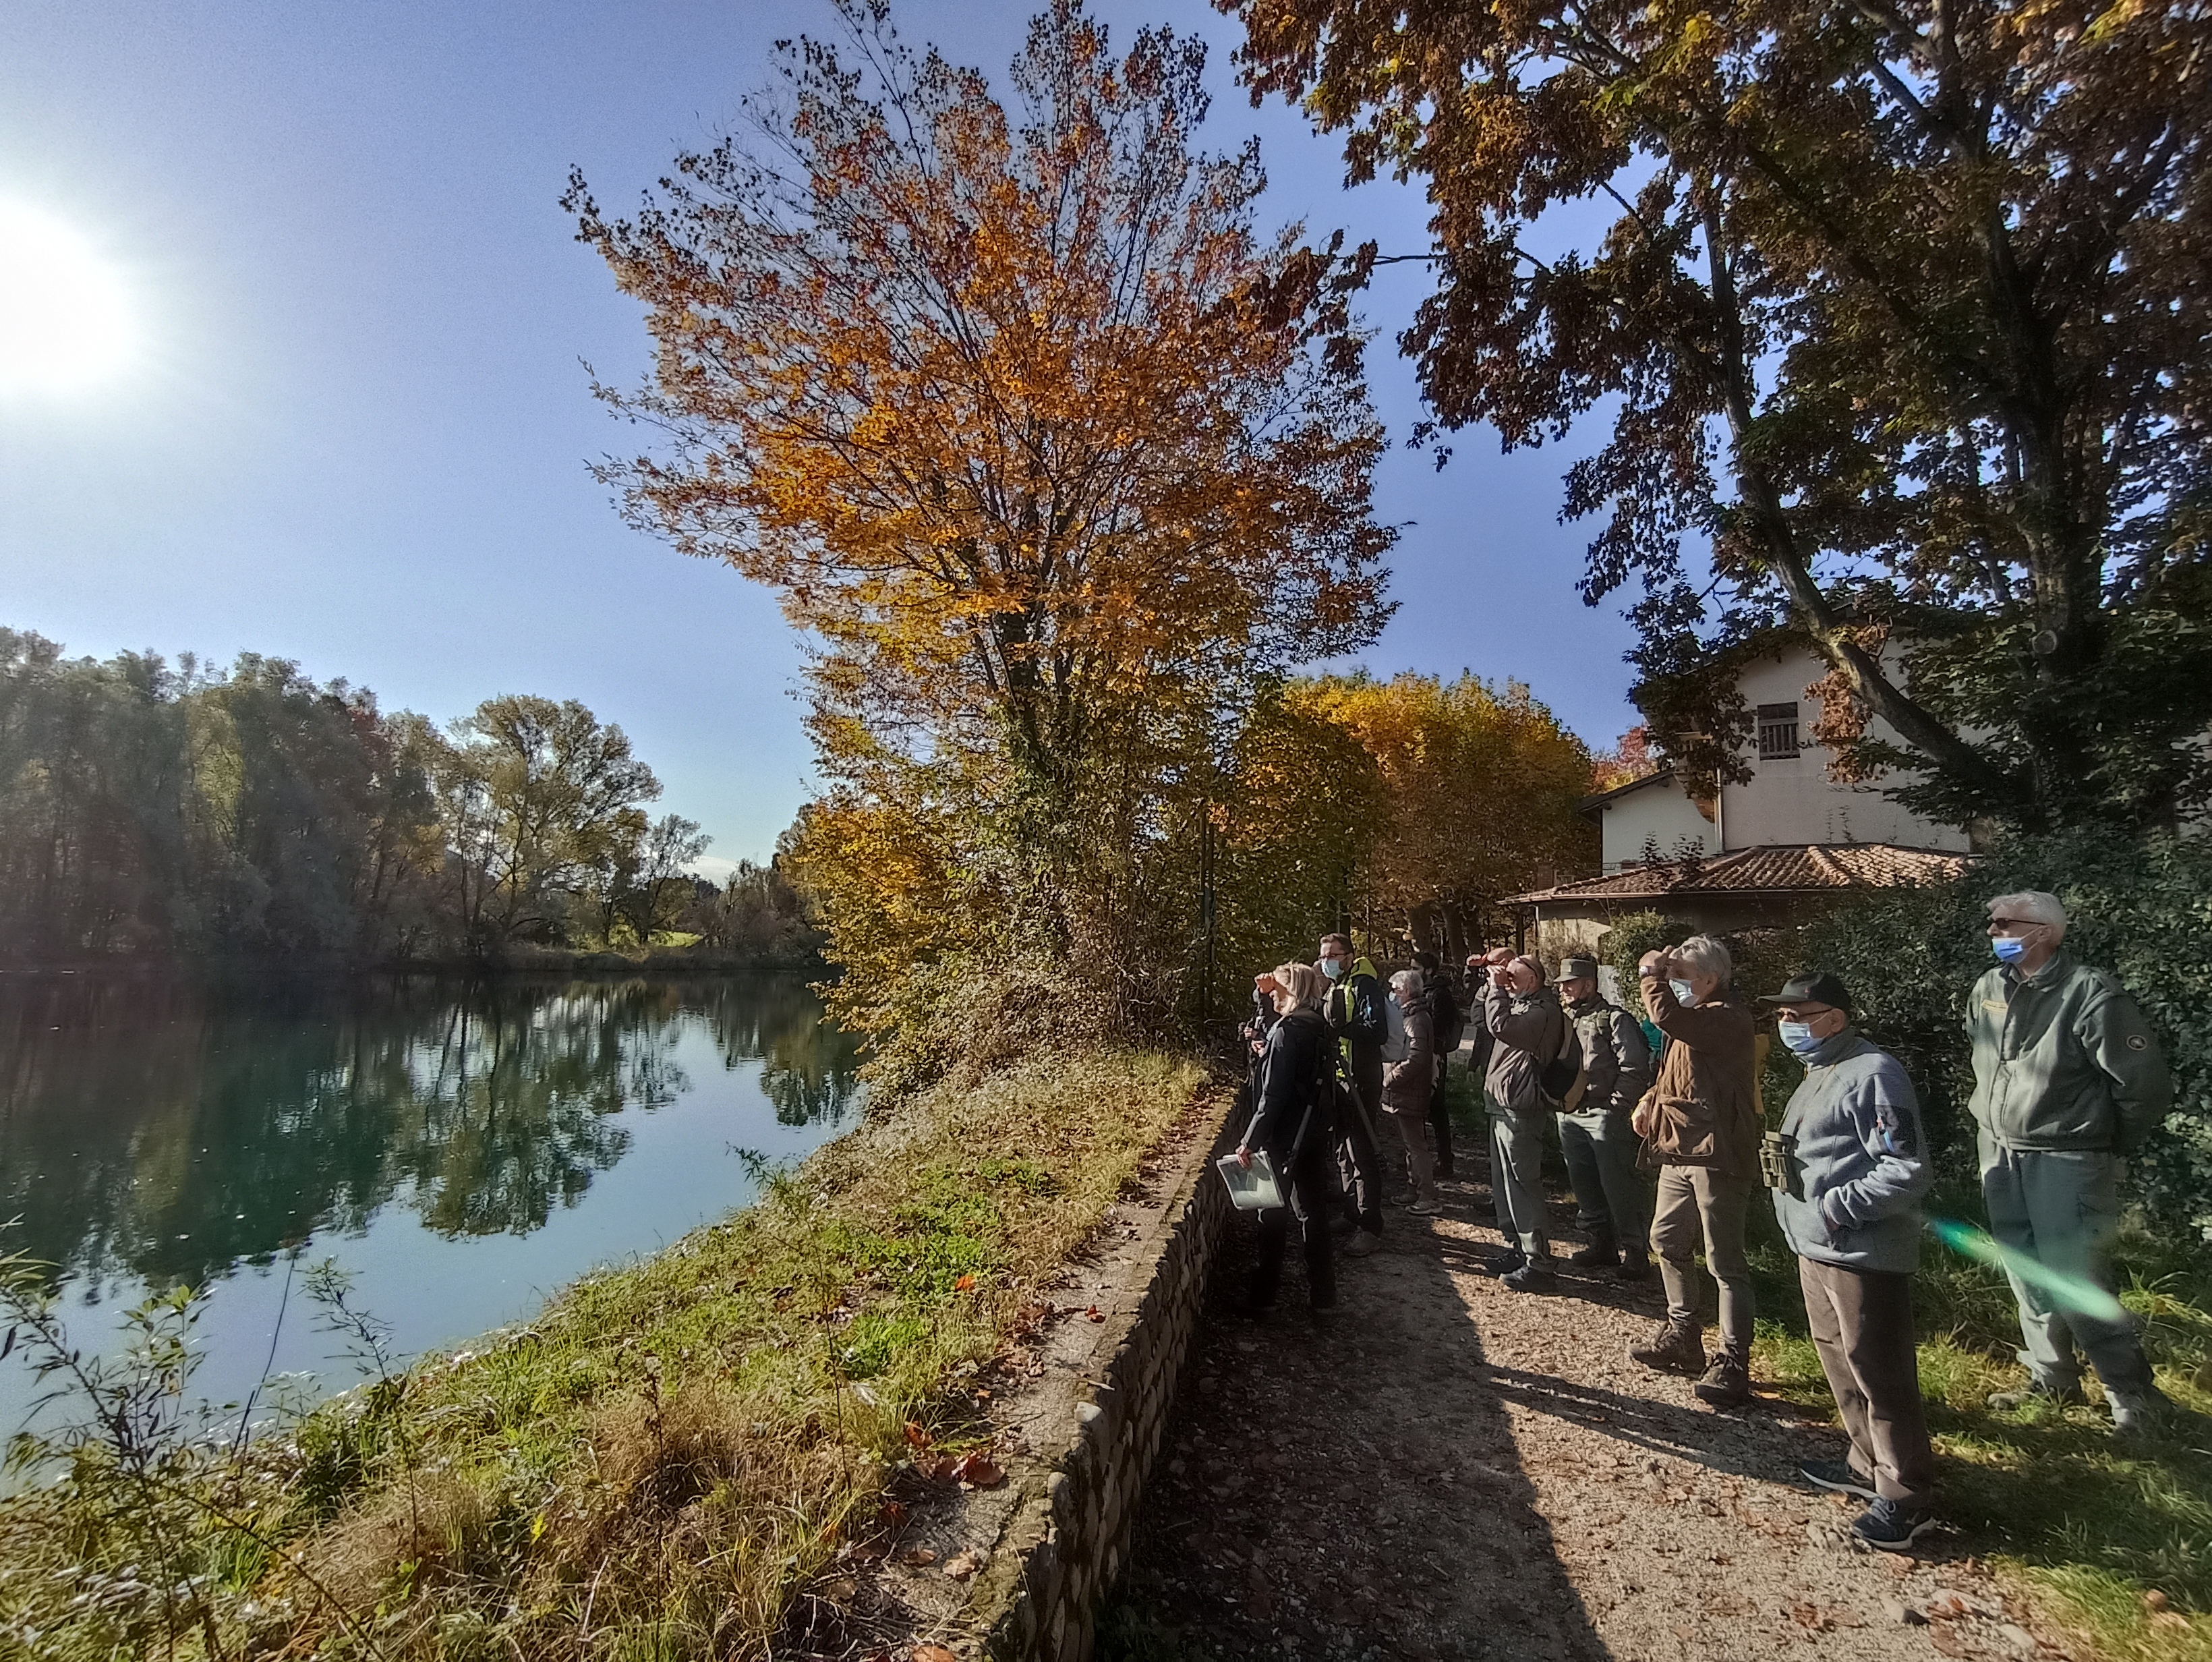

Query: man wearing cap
[1969,890,2175,1433]
[1764,972,1937,1551]
[1556,954,1654,1280]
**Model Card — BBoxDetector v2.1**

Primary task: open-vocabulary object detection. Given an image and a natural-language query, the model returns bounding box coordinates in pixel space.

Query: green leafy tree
[429,695,662,950]
[1227,0,2212,832]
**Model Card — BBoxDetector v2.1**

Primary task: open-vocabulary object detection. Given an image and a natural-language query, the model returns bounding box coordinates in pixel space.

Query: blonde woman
[1235,962,1338,1315]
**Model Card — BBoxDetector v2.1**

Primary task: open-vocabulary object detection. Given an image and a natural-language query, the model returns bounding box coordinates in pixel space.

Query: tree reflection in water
[0,974,858,1295]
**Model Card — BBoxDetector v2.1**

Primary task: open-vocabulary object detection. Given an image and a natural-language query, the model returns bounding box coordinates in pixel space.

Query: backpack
[1378,985,1409,1064]
[1537,1010,1585,1111]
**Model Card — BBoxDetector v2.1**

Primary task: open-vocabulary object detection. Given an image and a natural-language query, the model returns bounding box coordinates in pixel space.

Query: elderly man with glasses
[1970,890,2175,1433]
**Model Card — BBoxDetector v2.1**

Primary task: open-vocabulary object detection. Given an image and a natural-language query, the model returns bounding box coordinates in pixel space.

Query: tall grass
[0,1047,1206,1661]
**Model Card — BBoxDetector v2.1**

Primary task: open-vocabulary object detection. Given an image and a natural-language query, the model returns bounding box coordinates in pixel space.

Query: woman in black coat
[1236,961,1337,1314]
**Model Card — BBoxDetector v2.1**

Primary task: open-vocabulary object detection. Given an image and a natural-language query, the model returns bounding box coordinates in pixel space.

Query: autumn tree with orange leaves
[566,0,1393,1067]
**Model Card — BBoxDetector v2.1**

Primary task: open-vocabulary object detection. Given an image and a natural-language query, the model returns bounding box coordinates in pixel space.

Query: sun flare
[0,201,137,394]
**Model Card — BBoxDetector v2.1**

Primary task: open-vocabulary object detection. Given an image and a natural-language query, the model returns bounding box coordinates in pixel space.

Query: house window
[1756,701,1801,759]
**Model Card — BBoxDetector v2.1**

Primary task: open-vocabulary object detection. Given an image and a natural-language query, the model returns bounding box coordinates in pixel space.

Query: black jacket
[1245,1008,1333,1159]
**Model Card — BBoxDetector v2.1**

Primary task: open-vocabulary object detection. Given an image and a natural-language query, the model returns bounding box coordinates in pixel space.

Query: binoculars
[1759,1130,1803,1199]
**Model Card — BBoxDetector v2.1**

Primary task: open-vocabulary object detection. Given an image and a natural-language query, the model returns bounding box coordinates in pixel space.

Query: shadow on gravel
[1105,1167,1613,1662]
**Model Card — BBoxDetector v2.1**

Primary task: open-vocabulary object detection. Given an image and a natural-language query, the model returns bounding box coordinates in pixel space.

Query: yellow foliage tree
[566,1,1393,1062]
[1290,674,1597,964]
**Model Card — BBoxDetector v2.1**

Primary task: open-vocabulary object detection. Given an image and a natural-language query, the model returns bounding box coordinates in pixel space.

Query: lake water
[0,972,861,1437]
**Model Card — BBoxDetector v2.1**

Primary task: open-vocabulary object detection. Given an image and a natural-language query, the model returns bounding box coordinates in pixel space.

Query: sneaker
[1850,1497,1936,1552]
[1799,1459,1879,1501]
[2107,1387,2176,1435]
[1407,1198,1443,1216]
[1987,1379,2084,1413]
[1629,1321,1706,1375]
[1343,1230,1383,1257]
[1501,1260,1555,1293]
[1568,1240,1619,1268]
[1492,1246,1527,1278]
[1614,1253,1652,1283]
[1693,1350,1752,1408]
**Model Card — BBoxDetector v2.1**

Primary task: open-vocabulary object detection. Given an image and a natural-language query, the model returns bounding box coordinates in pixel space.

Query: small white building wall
[1599,779,1720,872]
[1718,648,1970,852]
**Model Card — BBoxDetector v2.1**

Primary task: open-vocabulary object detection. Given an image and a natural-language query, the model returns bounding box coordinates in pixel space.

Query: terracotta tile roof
[1507,843,1971,906]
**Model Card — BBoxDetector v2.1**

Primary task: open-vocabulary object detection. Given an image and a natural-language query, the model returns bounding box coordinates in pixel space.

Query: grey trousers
[1559,1111,1650,1253]
[1385,1104,1440,1205]
[1650,1164,1755,1355]
[1487,1095,1552,1256]
[1799,1257,1935,1509]
[1979,1134,2152,1396]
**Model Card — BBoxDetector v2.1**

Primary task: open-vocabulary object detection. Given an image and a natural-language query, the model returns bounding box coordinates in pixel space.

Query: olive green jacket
[1964,952,2171,1155]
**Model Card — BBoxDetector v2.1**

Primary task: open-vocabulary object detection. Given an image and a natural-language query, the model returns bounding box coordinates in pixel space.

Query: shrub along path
[1107,1167,2071,1662]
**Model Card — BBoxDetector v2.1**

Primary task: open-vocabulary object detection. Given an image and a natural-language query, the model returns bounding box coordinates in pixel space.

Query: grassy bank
[1442,1069,2212,1662]
[0,1048,1209,1661]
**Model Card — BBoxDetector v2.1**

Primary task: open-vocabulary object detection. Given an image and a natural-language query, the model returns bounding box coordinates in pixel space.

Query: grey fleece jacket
[1770,1028,1932,1274]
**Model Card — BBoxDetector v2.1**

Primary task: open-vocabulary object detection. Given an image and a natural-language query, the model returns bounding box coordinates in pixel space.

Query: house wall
[1598,780,1720,872]
[1717,648,1970,852]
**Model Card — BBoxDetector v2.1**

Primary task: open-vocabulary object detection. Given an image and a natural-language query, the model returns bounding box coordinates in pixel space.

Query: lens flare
[1927,1217,2128,1323]
[0,201,137,394]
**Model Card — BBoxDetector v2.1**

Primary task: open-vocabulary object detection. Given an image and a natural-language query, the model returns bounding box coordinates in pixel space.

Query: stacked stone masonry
[974,1097,1238,1662]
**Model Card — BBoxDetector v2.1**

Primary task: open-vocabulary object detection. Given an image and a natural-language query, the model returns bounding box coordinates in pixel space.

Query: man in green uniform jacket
[1968,890,2175,1433]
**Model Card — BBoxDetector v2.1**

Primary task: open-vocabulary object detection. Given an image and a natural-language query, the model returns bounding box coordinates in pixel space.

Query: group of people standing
[1233,891,2178,1552]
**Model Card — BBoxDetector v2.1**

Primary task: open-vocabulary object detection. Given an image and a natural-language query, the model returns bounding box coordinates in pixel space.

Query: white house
[1511,643,1973,958]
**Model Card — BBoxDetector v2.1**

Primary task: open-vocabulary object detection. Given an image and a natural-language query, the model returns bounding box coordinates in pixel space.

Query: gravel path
[1115,1164,2074,1662]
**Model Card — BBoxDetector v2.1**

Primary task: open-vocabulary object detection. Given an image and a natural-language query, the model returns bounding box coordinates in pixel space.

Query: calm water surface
[0,973,861,1433]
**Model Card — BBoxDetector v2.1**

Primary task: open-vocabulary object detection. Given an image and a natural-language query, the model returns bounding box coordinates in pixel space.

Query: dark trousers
[1334,1070,1384,1232]
[1428,1055,1456,1176]
[1799,1257,1936,1510]
[1251,1142,1338,1309]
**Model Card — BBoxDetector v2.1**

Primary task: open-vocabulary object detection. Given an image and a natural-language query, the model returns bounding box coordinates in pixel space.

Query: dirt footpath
[1114,1165,2072,1662]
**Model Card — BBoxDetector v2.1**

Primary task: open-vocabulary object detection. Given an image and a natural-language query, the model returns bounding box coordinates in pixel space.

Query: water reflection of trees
[0,974,856,1292]
[690,977,863,1126]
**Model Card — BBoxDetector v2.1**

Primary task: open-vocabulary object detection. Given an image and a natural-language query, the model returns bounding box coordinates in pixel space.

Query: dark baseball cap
[1760,971,1853,1012]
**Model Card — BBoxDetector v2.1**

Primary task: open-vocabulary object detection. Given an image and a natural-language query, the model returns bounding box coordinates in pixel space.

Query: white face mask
[1669,977,1698,1007]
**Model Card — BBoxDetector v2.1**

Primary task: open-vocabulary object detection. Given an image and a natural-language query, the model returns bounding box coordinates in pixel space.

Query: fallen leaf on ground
[954,1273,977,1291]
[877,1499,908,1531]
[912,1647,958,1662]
[901,1547,938,1566]
[950,1452,1006,1488]
[903,1421,931,1450]
[1086,1305,1106,1322]
[943,1551,979,1580]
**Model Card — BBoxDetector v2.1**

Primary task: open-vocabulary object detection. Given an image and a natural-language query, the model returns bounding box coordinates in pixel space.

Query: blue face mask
[1320,956,1344,980]
[1668,978,1697,1006]
[1777,1019,1824,1056]
[1992,934,2029,964]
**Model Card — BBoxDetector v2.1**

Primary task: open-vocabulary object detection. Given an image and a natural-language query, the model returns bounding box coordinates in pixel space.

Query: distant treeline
[0,629,817,968]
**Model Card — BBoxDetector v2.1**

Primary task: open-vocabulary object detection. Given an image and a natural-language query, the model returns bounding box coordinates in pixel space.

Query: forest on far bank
[0,627,816,969]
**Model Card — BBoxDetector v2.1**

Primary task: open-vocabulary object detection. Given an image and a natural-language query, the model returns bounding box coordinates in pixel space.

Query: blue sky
[0,0,1640,871]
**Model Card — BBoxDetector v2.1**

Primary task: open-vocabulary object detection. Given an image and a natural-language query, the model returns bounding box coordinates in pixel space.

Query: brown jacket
[1633,977,1762,1176]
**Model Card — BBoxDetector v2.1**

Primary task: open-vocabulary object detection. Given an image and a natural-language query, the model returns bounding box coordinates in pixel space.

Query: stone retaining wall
[971,1096,1240,1662]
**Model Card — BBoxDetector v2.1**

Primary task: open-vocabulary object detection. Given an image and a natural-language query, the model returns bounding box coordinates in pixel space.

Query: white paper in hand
[1216,1149,1284,1211]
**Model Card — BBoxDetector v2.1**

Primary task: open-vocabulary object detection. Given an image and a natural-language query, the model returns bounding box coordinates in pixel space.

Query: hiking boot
[2107,1387,2176,1436]
[1568,1239,1619,1268]
[1629,1321,1706,1375]
[1502,1258,1556,1293]
[1850,1497,1936,1552]
[1693,1350,1753,1408]
[1799,1459,1879,1501]
[1987,1379,2084,1413]
[1615,1251,1652,1283]
[1407,1197,1443,1216]
[1343,1230,1383,1257]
